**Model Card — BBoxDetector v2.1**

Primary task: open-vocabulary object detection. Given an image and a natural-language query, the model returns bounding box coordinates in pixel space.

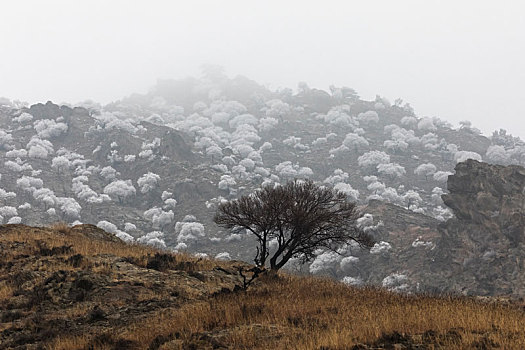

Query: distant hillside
[0,74,524,296]
[1,224,525,349]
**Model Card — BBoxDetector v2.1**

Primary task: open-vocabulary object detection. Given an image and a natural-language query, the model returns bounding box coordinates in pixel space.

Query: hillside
[1,224,525,349]
[0,73,524,296]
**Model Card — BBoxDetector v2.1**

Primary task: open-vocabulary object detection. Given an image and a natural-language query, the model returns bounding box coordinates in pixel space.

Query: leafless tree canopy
[214,180,373,271]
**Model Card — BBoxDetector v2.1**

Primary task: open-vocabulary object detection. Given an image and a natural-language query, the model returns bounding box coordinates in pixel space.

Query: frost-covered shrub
[404,190,422,210]
[95,112,138,134]
[382,273,409,293]
[358,151,390,169]
[175,215,205,243]
[97,220,134,242]
[454,151,482,163]
[318,107,356,128]
[13,112,33,124]
[51,156,71,173]
[356,110,379,124]
[143,207,174,229]
[343,133,369,150]
[137,231,166,248]
[400,116,417,128]
[324,169,349,185]
[6,149,28,158]
[33,119,68,139]
[57,197,82,219]
[137,172,161,193]
[27,145,49,159]
[215,252,231,260]
[312,137,328,148]
[4,160,32,173]
[72,176,110,204]
[341,276,364,286]
[27,137,54,159]
[0,130,14,150]
[333,183,359,201]
[432,206,454,221]
[339,256,359,272]
[485,145,510,165]
[229,114,258,129]
[259,142,272,153]
[99,166,118,181]
[124,154,136,162]
[411,237,434,249]
[431,187,445,205]
[283,136,309,151]
[265,99,290,119]
[218,175,237,192]
[377,163,406,178]
[103,180,136,202]
[417,117,436,131]
[370,241,392,254]
[414,163,437,180]
[258,117,279,131]
[383,139,409,153]
[139,138,161,159]
[0,206,18,218]
[309,251,340,275]
[18,202,31,210]
[7,216,22,224]
[16,175,44,193]
[433,171,453,182]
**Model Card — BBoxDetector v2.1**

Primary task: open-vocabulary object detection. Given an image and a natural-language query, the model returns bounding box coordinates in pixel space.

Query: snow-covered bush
[358,151,390,169]
[454,151,482,163]
[309,251,341,275]
[485,145,510,165]
[13,112,33,124]
[103,180,136,202]
[417,117,436,131]
[433,171,453,182]
[343,133,369,150]
[333,183,359,201]
[357,110,379,124]
[137,231,166,248]
[382,273,409,293]
[137,172,161,194]
[175,215,205,243]
[215,252,231,260]
[96,220,134,242]
[414,163,437,180]
[377,163,406,178]
[33,119,68,139]
[370,241,392,254]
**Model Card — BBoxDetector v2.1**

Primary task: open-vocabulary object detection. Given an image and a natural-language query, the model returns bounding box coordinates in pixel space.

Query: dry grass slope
[1,223,525,349]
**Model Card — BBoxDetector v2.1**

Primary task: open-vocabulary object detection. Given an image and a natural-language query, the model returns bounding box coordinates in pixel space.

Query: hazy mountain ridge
[1,73,524,295]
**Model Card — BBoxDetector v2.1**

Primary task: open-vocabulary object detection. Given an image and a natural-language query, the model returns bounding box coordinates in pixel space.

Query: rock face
[351,160,525,297]
[438,160,525,296]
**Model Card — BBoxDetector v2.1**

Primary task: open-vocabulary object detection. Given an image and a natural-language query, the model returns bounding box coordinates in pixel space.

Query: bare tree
[214,180,373,272]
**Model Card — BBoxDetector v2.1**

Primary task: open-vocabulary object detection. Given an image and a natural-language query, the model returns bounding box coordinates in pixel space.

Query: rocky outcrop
[0,224,247,349]
[438,160,525,296]
[352,160,525,297]
[443,159,525,244]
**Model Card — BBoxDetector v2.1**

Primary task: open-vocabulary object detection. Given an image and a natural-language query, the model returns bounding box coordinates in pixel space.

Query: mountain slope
[1,74,524,296]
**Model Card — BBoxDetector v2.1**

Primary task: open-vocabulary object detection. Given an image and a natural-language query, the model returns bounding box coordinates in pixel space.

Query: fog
[1,0,524,138]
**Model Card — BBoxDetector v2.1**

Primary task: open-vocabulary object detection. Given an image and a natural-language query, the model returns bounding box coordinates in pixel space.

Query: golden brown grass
[0,223,226,272]
[48,274,525,349]
[0,282,14,302]
[3,223,525,349]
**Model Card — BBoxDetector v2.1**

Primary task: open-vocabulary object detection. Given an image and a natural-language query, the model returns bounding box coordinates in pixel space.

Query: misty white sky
[1,1,524,138]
